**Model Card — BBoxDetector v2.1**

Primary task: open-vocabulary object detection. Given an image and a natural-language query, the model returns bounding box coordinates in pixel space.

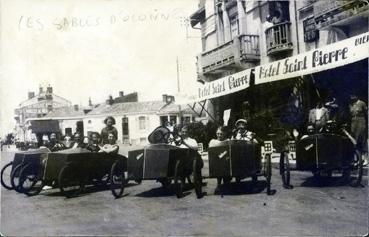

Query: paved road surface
[1,150,368,236]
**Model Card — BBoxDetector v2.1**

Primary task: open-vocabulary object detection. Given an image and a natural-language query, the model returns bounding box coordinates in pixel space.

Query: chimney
[166,95,174,104]
[74,104,79,111]
[39,86,43,94]
[162,94,167,102]
[28,92,35,99]
[88,97,92,106]
[106,95,114,105]
[119,91,124,97]
[46,85,53,94]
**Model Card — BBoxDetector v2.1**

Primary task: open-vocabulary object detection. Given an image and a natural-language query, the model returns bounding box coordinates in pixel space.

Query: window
[170,116,177,125]
[230,16,239,39]
[303,17,319,42]
[182,116,191,124]
[65,128,72,136]
[122,117,129,135]
[138,116,146,130]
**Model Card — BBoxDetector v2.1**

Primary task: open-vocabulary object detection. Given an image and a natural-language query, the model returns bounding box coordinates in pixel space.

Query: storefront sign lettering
[197,69,251,101]
[311,47,348,68]
[255,32,369,85]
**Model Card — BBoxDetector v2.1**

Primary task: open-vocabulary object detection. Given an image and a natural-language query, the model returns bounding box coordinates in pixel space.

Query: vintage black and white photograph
[0,0,368,236]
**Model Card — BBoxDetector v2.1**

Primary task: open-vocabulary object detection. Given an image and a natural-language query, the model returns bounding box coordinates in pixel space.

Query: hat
[235,119,247,127]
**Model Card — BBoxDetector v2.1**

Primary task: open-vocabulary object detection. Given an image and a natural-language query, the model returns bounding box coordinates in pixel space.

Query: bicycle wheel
[280,152,292,189]
[1,162,13,190]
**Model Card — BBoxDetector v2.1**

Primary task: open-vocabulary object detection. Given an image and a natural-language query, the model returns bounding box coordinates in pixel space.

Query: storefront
[29,120,60,146]
[187,31,369,146]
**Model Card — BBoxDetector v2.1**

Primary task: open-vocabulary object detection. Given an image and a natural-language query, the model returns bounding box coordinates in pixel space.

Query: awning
[30,120,60,133]
[189,6,205,27]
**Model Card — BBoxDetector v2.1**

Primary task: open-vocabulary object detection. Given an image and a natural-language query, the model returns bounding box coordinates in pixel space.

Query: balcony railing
[314,0,369,29]
[199,35,260,75]
[239,34,260,61]
[265,21,293,56]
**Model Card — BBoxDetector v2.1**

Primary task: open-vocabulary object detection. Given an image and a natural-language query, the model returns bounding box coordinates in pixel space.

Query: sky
[0,0,202,137]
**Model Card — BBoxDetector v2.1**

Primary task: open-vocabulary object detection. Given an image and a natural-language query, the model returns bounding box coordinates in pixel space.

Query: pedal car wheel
[59,165,84,198]
[19,163,43,196]
[158,178,171,188]
[349,150,363,187]
[280,152,291,188]
[1,162,14,190]
[193,158,203,199]
[174,160,183,198]
[11,164,23,193]
[110,160,125,198]
[134,179,142,184]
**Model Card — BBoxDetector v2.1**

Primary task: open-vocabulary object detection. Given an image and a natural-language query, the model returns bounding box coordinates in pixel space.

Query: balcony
[197,35,260,76]
[265,21,293,56]
[314,0,369,29]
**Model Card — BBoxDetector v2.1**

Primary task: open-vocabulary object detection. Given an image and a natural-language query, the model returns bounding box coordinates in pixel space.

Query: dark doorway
[65,127,72,136]
[76,121,84,136]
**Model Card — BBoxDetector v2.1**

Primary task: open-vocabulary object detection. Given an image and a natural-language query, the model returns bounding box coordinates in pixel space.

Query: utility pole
[176,56,180,93]
[176,56,181,126]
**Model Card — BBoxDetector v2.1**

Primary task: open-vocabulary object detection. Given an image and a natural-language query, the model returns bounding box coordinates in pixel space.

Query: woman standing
[100,116,118,145]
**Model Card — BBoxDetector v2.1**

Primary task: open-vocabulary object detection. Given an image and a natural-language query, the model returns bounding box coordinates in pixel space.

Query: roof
[87,101,181,116]
[19,92,71,107]
[180,104,206,116]
[44,106,86,118]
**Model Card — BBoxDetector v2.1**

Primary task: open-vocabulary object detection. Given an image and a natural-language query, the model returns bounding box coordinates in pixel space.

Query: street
[1,150,368,236]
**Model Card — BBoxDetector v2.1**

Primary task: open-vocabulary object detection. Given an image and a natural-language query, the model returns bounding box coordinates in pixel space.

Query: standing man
[177,126,202,185]
[349,94,368,165]
[308,101,329,132]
